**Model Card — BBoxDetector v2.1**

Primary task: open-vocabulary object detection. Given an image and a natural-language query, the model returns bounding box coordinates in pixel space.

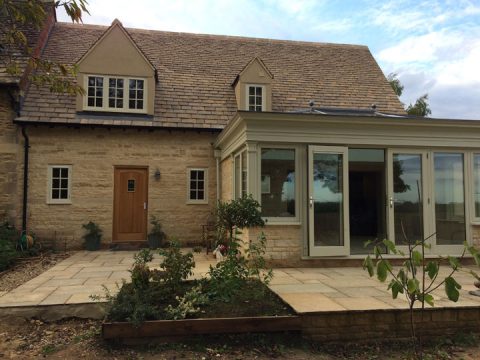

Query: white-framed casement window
[259,146,299,223]
[47,165,72,204]
[245,85,265,112]
[85,75,147,113]
[187,168,208,204]
[233,150,248,199]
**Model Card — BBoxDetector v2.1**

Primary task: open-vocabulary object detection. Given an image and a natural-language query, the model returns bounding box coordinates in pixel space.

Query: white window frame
[187,168,208,204]
[471,152,480,223]
[84,75,147,114]
[47,165,72,204]
[245,84,266,112]
[233,149,249,200]
[258,144,300,224]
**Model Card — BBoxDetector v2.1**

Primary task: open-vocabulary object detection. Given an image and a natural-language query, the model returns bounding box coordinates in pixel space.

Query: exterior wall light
[154,169,161,180]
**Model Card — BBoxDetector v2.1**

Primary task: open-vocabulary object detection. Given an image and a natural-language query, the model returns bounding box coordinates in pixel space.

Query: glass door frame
[386,149,433,254]
[308,145,350,256]
[430,151,471,255]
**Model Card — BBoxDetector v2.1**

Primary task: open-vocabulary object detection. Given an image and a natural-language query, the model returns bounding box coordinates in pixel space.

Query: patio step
[109,242,148,251]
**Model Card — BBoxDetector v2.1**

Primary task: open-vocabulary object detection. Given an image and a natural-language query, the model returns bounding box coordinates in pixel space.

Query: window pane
[197,180,204,190]
[129,100,135,109]
[61,179,68,189]
[52,178,59,188]
[249,87,255,95]
[137,80,143,89]
[434,153,465,245]
[88,77,95,86]
[127,179,135,192]
[392,154,424,245]
[190,190,196,200]
[52,168,60,178]
[198,190,204,200]
[261,148,295,217]
[117,99,123,108]
[137,100,143,109]
[52,189,59,199]
[475,154,480,218]
[60,190,68,199]
[96,98,103,107]
[190,180,197,190]
[109,99,115,108]
[61,168,68,177]
[129,79,136,89]
[109,78,115,87]
[96,77,103,86]
[197,171,204,180]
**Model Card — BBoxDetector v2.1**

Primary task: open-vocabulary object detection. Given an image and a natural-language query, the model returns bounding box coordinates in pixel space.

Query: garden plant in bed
[96,196,294,325]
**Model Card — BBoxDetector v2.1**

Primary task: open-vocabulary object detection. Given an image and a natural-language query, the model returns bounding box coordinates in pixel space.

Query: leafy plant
[216,195,265,245]
[363,230,480,359]
[164,284,209,320]
[192,245,203,253]
[130,248,154,290]
[0,221,19,271]
[148,216,167,249]
[82,221,102,251]
[246,232,274,287]
[158,239,195,291]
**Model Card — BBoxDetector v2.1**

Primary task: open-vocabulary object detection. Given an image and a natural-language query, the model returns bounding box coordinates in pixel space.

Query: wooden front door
[113,167,148,242]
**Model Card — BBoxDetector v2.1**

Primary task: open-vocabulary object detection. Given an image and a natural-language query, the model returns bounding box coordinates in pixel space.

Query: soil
[1,317,480,359]
[109,279,293,322]
[0,252,70,292]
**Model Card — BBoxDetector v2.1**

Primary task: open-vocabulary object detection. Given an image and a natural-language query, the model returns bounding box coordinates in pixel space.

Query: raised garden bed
[102,315,301,343]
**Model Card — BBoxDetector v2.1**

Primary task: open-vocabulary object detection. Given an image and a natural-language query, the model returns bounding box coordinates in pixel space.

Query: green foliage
[148,216,167,248]
[82,221,102,251]
[216,195,265,244]
[158,240,195,291]
[388,72,404,97]
[130,249,154,290]
[0,221,19,271]
[192,245,203,253]
[364,234,480,358]
[164,284,209,320]
[246,232,274,286]
[207,230,273,302]
[407,94,432,117]
[1,0,89,95]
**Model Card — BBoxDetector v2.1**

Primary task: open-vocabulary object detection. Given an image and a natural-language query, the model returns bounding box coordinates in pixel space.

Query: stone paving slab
[1,253,480,317]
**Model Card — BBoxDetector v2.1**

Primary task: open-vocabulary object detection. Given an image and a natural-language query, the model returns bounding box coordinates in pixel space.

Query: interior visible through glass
[348,149,386,254]
[434,153,465,245]
[261,148,295,217]
[393,153,424,245]
[312,152,343,246]
[474,154,480,218]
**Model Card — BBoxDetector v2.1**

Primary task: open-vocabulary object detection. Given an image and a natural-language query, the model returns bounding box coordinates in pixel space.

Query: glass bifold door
[308,146,467,257]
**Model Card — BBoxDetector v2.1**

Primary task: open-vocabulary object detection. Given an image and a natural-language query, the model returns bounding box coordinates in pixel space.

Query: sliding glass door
[387,150,430,251]
[308,146,349,256]
[432,152,466,253]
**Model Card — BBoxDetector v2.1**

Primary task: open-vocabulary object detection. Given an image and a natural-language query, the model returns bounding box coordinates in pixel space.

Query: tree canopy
[387,73,432,117]
[0,0,89,94]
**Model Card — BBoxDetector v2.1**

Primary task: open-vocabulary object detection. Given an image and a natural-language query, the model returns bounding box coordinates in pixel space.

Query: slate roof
[17,22,406,129]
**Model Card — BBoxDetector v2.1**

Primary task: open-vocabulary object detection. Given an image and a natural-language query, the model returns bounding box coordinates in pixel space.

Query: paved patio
[1,250,480,313]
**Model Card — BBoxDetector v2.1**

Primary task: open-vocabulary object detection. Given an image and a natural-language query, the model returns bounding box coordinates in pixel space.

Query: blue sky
[58,0,480,119]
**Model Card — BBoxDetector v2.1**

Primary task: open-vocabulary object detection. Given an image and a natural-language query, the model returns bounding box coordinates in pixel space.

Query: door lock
[389,197,394,208]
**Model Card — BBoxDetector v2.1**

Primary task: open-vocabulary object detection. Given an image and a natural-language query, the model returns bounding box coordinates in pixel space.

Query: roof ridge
[55,21,369,49]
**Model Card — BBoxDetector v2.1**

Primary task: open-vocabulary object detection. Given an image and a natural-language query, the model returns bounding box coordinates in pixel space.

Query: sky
[58,0,480,120]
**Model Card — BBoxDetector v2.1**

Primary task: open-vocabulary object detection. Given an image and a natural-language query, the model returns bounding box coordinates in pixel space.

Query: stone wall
[0,89,19,223]
[302,308,480,342]
[220,157,232,201]
[247,225,303,267]
[19,126,218,248]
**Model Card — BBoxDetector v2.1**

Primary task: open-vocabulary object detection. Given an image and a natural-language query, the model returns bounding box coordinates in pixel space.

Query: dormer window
[84,75,146,113]
[247,85,265,112]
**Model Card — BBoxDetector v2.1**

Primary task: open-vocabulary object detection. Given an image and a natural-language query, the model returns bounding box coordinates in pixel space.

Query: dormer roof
[231,57,274,87]
[76,18,156,78]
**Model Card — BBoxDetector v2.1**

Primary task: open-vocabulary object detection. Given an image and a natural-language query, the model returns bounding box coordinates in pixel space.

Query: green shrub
[130,248,154,290]
[216,195,265,245]
[158,239,195,291]
[0,221,19,271]
[164,284,209,320]
[148,216,167,249]
[82,221,102,251]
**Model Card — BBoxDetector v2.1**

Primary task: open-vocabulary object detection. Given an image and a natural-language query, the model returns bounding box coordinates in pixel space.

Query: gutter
[21,126,29,233]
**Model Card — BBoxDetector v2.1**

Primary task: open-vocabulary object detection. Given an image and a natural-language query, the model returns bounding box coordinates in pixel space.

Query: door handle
[309,196,314,208]
[389,197,394,208]
[144,202,147,210]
